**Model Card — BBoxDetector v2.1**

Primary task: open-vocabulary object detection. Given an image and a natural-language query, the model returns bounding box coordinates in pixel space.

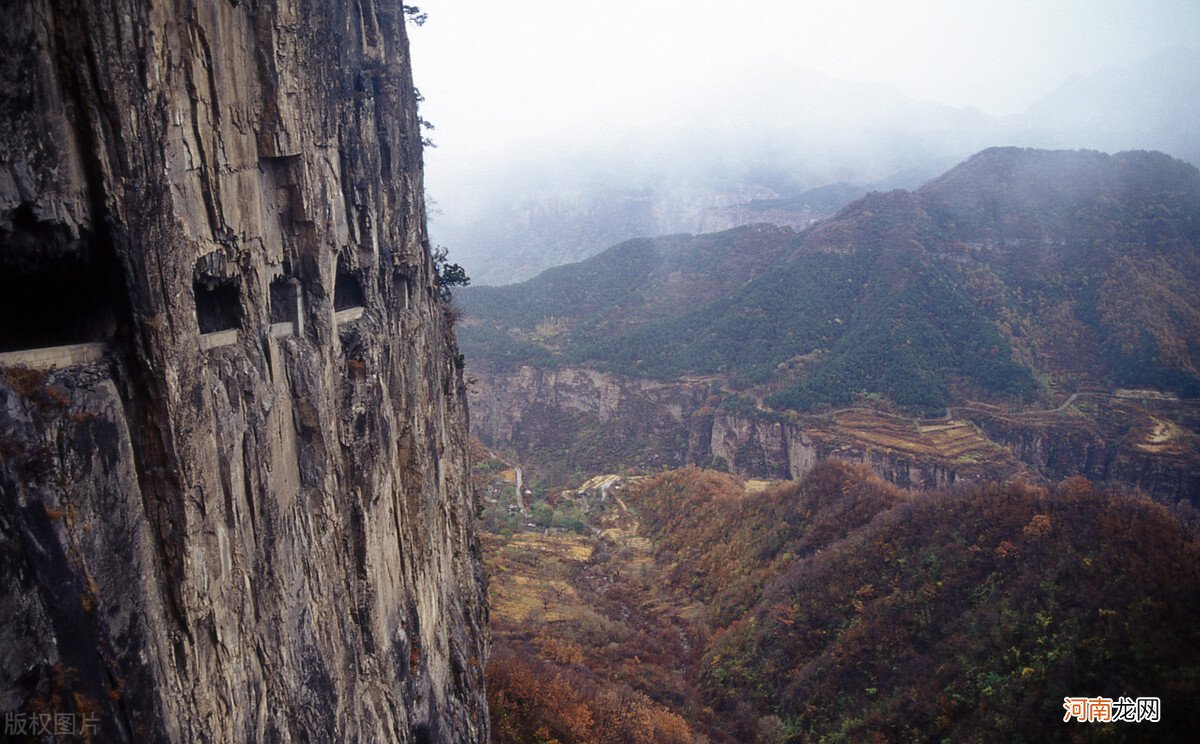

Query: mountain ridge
[461,147,1200,502]
[462,147,1200,410]
[435,51,1200,286]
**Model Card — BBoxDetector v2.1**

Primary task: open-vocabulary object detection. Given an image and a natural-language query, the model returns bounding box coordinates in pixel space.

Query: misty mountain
[458,147,1200,414]
[434,51,1200,286]
[1025,47,1200,165]
[433,62,998,286]
[456,224,801,367]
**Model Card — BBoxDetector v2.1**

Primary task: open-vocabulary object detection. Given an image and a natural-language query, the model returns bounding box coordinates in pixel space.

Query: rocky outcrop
[1,1,487,742]
[472,364,1199,504]
[469,364,973,489]
[706,411,962,489]
[469,364,710,482]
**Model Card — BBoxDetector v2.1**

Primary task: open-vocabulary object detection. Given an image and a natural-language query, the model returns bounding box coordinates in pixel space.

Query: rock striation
[469,363,970,488]
[1,1,487,741]
[471,363,1200,504]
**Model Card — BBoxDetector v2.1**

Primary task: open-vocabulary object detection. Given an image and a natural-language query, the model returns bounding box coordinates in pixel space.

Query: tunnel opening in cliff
[269,275,298,324]
[334,258,365,311]
[0,205,124,352]
[194,276,242,334]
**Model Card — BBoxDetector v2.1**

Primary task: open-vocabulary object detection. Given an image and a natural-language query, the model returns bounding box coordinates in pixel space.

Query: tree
[402,5,427,26]
[432,245,470,301]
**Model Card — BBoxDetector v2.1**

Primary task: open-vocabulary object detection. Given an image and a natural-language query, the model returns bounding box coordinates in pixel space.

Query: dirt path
[811,391,1083,425]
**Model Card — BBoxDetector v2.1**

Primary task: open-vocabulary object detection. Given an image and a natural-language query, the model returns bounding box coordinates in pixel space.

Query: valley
[467,146,1200,740]
[475,449,1200,742]
[461,148,1200,505]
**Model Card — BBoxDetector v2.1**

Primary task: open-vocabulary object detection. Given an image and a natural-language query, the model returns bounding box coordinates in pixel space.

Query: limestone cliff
[469,363,976,488]
[0,1,487,742]
[471,363,1200,504]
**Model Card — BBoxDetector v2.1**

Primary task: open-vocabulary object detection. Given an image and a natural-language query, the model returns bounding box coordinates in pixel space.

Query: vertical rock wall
[0,1,488,741]
[470,363,1200,502]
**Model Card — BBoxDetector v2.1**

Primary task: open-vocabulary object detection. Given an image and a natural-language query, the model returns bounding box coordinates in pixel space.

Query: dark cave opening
[194,277,241,334]
[0,206,124,353]
[334,259,365,311]
[412,723,433,744]
[269,275,298,324]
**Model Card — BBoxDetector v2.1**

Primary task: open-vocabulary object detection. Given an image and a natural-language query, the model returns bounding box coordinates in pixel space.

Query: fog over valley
[421,7,1200,738]
[411,1,1200,284]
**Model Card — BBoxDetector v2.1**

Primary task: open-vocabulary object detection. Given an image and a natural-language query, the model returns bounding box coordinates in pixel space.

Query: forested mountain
[461,148,1200,415]
[459,224,801,366]
[484,463,1200,742]
[647,466,1200,741]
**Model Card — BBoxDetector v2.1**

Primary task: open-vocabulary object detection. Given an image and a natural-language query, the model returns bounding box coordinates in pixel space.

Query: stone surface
[1,1,487,742]
[0,342,109,370]
[468,362,973,488]
[471,362,1200,504]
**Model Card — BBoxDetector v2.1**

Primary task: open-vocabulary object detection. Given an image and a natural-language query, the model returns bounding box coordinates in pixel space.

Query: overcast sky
[409,0,1199,164]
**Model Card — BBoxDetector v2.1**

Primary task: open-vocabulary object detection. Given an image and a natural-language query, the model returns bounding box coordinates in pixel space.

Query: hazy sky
[409,0,1199,163]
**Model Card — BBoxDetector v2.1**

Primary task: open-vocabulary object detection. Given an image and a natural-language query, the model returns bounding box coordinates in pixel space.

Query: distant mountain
[443,168,943,287]
[433,63,1006,286]
[460,148,1200,414]
[437,177,850,287]
[435,52,1200,286]
[747,182,868,214]
[457,224,801,367]
[1024,47,1200,165]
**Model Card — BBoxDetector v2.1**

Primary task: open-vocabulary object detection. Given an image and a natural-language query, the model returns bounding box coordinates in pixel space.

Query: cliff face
[469,364,710,482]
[471,364,1200,504]
[704,411,964,489]
[469,363,975,488]
[0,1,487,742]
[970,399,1200,500]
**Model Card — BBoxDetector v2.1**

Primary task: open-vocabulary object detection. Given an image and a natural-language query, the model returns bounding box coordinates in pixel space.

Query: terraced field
[829,410,1005,463]
[485,531,594,623]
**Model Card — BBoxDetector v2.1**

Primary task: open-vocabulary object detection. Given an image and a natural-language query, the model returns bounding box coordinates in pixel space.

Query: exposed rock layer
[1,1,487,741]
[471,363,1200,504]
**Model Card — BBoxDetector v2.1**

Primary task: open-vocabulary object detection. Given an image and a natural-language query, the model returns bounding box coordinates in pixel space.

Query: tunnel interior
[334,258,365,311]
[0,205,125,352]
[269,275,298,324]
[194,276,241,334]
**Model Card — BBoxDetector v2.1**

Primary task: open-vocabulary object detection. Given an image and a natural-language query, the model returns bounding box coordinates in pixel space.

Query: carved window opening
[0,204,122,354]
[269,276,298,324]
[269,274,303,339]
[334,258,365,311]
[194,276,241,334]
[412,724,433,744]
